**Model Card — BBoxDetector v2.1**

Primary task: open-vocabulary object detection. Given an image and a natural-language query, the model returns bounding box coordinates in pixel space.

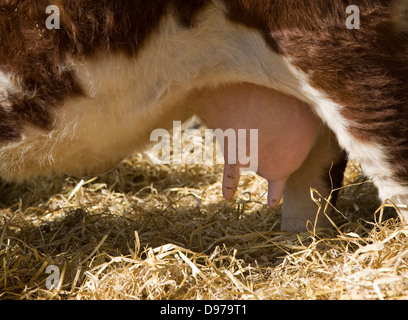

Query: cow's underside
[0,0,407,231]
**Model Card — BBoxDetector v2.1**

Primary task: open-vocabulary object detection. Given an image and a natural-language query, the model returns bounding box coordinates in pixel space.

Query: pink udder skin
[193,83,320,209]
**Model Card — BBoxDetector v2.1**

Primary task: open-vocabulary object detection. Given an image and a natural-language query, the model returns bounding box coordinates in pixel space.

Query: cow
[0,0,407,231]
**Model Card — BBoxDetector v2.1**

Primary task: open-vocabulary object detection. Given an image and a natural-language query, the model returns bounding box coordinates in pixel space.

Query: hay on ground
[1,122,408,300]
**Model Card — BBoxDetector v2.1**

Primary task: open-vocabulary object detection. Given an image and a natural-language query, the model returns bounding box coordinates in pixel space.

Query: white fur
[0,71,15,111]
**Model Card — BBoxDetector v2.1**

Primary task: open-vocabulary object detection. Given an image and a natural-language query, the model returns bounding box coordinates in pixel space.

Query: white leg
[281,125,346,232]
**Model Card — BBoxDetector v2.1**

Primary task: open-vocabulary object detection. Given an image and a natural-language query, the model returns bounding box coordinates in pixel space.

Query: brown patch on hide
[0,0,85,141]
[57,0,209,56]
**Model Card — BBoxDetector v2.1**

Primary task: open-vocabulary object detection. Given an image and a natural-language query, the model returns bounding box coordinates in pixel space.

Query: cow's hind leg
[281,125,346,232]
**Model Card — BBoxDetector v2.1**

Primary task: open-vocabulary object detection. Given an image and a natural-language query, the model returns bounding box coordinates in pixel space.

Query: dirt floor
[1,125,408,300]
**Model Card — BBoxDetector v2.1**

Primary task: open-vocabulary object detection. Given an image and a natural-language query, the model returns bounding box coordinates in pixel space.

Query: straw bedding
[1,122,408,300]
